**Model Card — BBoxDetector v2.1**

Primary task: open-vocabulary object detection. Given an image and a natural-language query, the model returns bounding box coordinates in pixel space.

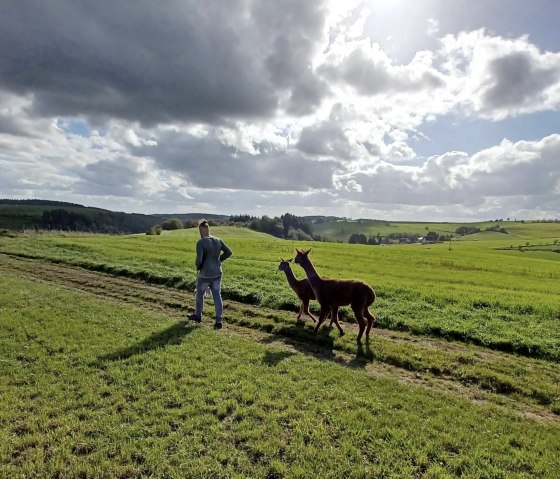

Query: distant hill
[310,218,560,243]
[0,199,162,233]
[0,199,236,234]
[151,213,230,223]
[2,199,558,240]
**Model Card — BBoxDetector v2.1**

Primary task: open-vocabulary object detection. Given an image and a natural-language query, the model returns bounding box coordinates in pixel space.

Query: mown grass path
[2,254,560,478]
[2,254,558,420]
[2,227,559,363]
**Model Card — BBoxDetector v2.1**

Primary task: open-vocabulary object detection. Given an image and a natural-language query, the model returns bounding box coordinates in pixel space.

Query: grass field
[1,258,559,478]
[1,225,559,360]
[1,225,559,477]
[311,219,560,243]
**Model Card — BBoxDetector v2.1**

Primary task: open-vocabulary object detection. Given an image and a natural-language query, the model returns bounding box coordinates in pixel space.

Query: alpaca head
[276,258,292,273]
[293,248,311,268]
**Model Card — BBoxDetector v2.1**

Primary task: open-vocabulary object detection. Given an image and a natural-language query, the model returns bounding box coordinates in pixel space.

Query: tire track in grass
[1,253,558,422]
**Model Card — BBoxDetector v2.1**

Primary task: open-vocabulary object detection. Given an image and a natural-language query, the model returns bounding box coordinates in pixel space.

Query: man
[187,219,232,329]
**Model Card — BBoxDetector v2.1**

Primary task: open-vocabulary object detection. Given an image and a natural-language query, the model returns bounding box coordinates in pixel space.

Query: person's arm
[219,241,232,262]
[195,240,204,270]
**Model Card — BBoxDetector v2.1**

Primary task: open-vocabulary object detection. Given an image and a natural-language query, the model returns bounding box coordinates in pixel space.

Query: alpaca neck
[300,259,321,288]
[283,266,300,290]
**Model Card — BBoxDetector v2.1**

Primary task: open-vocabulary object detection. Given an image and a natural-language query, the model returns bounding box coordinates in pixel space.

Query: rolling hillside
[0,200,162,233]
[311,218,560,242]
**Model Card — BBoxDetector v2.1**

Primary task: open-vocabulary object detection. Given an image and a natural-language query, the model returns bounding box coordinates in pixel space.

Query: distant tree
[161,218,183,230]
[281,213,312,237]
[485,225,508,234]
[455,226,480,236]
[426,231,439,242]
[146,226,163,235]
[248,215,284,237]
[349,233,368,244]
[287,228,313,241]
[229,214,253,224]
[183,220,198,228]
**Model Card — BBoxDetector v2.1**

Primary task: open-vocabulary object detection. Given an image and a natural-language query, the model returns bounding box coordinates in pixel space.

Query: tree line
[41,209,156,234]
[230,213,318,240]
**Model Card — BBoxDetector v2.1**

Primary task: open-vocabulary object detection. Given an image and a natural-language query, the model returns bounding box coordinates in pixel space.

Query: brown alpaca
[276,259,336,327]
[293,249,376,342]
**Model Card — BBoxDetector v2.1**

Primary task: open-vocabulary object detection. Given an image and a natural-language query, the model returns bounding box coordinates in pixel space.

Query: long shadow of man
[93,322,196,365]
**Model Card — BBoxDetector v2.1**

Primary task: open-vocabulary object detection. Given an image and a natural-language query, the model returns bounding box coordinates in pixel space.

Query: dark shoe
[187,313,201,323]
[214,321,223,330]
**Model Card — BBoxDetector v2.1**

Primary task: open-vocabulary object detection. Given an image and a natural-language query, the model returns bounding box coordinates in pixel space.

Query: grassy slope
[1,270,559,478]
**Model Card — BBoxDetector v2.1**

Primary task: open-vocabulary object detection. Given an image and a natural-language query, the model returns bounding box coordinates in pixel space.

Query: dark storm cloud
[296,121,354,159]
[0,115,32,137]
[480,51,560,112]
[0,0,329,125]
[131,131,341,191]
[251,0,330,114]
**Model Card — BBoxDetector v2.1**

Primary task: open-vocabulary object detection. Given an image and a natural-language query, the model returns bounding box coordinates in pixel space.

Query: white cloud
[332,134,560,219]
[0,2,559,221]
[440,29,560,120]
[427,18,439,37]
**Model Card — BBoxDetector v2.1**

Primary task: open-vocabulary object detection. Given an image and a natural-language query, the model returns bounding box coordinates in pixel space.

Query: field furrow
[2,253,558,421]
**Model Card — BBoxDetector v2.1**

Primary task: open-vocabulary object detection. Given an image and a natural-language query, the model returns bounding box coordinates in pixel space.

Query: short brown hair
[198,219,209,228]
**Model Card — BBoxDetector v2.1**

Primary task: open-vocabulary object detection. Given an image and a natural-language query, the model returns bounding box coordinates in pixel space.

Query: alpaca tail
[368,287,376,306]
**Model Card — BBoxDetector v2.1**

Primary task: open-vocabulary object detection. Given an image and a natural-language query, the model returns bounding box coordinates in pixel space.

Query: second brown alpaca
[276,259,337,330]
[293,249,376,342]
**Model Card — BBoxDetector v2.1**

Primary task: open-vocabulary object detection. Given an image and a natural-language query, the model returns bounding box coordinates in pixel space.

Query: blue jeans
[195,276,223,321]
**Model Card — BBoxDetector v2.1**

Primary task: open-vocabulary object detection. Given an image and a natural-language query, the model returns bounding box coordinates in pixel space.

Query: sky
[0,0,559,221]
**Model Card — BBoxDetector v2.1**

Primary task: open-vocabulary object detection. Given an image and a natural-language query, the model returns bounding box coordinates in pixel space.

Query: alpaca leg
[352,305,366,342]
[364,309,376,338]
[302,299,316,322]
[329,306,344,337]
[328,306,335,327]
[297,302,303,320]
[313,306,330,333]
[328,306,337,327]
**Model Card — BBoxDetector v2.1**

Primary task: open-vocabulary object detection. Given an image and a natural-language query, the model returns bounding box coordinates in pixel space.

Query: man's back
[196,235,232,278]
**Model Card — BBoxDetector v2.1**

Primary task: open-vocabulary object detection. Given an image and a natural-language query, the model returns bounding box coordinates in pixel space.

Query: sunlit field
[1,224,559,360]
[1,225,559,477]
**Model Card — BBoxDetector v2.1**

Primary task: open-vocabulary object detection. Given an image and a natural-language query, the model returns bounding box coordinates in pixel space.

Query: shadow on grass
[256,317,378,371]
[262,350,296,366]
[347,340,374,368]
[258,319,338,364]
[92,321,197,364]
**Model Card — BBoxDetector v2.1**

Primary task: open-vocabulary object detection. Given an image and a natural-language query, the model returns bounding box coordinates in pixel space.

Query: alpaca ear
[304,248,311,255]
[288,258,293,263]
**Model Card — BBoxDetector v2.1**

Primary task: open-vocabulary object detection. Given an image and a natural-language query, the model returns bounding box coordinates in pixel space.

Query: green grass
[1,271,559,478]
[1,225,559,361]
